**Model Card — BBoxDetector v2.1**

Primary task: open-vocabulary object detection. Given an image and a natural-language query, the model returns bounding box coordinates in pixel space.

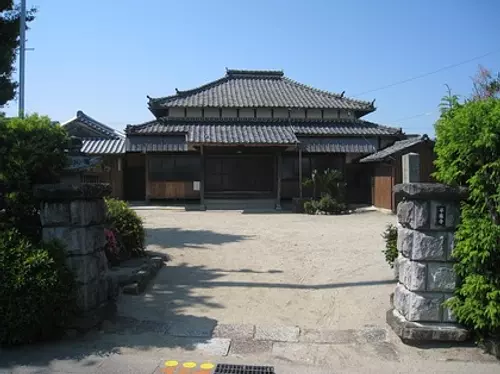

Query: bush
[0,229,77,346]
[304,200,318,215]
[434,96,500,338]
[0,115,68,241]
[382,224,398,268]
[317,194,347,214]
[105,198,145,259]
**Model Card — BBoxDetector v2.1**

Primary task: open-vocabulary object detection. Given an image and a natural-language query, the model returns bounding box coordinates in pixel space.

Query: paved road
[1,316,498,373]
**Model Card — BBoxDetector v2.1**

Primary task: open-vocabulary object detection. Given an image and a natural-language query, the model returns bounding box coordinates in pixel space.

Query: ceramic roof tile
[359,135,430,162]
[126,117,400,137]
[299,137,378,153]
[81,138,125,154]
[126,135,188,152]
[148,69,375,113]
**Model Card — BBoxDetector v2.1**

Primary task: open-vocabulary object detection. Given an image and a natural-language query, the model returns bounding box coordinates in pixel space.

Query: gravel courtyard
[119,209,396,329]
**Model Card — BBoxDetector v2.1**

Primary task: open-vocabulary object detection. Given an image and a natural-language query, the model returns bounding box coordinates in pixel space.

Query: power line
[392,110,438,123]
[353,48,500,97]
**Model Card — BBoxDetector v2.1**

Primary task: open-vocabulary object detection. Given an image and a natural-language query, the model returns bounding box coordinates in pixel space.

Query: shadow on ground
[0,224,396,371]
[0,229,253,371]
[146,227,252,249]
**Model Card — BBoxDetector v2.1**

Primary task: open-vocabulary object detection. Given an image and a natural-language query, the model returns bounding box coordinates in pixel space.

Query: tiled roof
[61,111,124,139]
[359,135,430,162]
[188,125,297,145]
[81,138,125,154]
[126,135,188,152]
[299,137,377,153]
[126,117,400,137]
[148,69,375,113]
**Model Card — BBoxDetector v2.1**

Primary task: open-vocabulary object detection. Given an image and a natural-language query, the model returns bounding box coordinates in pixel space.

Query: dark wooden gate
[124,154,145,201]
[205,155,274,196]
[346,163,372,205]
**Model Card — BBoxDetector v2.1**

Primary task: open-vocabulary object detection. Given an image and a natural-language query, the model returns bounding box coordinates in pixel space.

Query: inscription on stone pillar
[435,205,446,226]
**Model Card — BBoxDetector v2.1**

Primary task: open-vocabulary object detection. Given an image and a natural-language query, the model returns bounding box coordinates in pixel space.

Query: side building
[61,110,125,199]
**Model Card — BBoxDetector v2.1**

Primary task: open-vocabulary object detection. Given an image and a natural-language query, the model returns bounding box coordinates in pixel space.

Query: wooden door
[205,155,274,193]
[372,164,393,210]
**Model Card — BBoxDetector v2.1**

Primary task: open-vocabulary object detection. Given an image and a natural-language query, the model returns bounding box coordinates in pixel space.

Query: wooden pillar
[200,145,206,210]
[276,151,282,210]
[298,147,303,198]
[144,152,150,203]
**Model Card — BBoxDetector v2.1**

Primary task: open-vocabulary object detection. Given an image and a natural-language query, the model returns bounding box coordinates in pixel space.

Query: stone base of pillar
[275,203,282,211]
[199,204,206,211]
[386,308,469,343]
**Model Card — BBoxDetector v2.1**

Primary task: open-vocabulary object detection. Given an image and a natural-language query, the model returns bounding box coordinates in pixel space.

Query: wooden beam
[200,145,206,210]
[298,148,303,198]
[144,153,150,203]
[276,151,282,210]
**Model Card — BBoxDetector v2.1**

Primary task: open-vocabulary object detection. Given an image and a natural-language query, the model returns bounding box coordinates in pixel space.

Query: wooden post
[144,152,150,203]
[276,151,282,210]
[298,147,303,198]
[200,145,206,210]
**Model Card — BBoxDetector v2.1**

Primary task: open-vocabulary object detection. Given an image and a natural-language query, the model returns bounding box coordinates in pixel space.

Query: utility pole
[18,0,26,118]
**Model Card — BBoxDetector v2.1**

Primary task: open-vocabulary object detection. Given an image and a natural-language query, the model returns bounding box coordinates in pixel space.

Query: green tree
[0,114,68,241]
[434,96,500,337]
[0,1,36,107]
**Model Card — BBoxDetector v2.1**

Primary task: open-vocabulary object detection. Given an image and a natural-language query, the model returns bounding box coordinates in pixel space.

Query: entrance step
[205,199,276,211]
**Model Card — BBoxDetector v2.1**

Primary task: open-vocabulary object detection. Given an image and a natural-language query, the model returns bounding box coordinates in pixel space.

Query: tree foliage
[434,95,500,337]
[471,65,500,101]
[0,0,36,107]
[0,114,68,241]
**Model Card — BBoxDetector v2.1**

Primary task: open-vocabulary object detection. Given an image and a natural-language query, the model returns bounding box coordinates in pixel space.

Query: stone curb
[104,316,389,346]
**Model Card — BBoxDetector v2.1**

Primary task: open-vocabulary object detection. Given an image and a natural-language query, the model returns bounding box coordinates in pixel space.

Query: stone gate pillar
[387,183,469,342]
[35,183,117,329]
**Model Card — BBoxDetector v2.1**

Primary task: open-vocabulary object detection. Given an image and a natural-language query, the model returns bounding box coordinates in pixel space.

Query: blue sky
[5,0,500,136]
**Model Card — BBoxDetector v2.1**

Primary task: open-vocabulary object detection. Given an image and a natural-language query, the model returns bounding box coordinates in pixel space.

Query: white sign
[193,181,200,191]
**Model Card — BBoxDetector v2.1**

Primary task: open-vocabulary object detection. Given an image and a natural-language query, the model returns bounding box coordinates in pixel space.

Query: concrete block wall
[392,183,466,324]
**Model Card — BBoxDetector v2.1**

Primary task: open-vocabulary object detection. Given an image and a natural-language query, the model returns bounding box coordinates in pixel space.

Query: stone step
[204,199,277,210]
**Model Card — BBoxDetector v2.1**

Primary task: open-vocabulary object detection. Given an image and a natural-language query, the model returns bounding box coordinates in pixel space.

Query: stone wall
[387,183,469,342]
[35,184,117,328]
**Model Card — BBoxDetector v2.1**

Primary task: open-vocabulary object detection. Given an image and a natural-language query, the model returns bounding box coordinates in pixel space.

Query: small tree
[0,115,68,241]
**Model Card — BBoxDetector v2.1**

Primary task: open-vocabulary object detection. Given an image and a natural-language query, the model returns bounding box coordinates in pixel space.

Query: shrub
[304,200,318,215]
[105,198,145,259]
[0,115,68,241]
[434,96,500,337]
[317,194,347,214]
[0,229,77,346]
[381,224,398,268]
[302,169,348,215]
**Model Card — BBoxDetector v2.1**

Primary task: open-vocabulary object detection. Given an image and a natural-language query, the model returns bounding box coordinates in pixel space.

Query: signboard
[193,181,200,191]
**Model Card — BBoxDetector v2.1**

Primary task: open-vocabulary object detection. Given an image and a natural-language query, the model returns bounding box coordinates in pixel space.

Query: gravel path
[118,209,396,329]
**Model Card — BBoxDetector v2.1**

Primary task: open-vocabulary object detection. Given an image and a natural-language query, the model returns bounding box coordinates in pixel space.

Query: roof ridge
[76,110,123,137]
[282,77,374,108]
[148,76,229,103]
[226,69,284,78]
